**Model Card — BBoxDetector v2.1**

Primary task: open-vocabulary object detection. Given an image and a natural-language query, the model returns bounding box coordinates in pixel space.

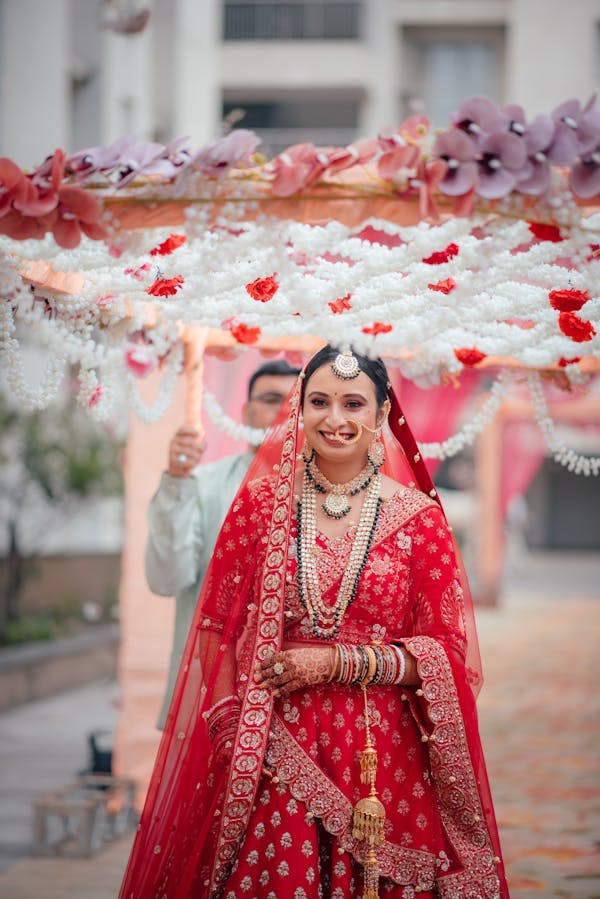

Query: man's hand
[255,646,337,697]
[167,427,206,478]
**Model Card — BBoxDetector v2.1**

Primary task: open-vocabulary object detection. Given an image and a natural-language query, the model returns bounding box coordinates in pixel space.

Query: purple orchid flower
[451,97,506,144]
[432,129,478,196]
[190,129,261,178]
[570,142,600,198]
[550,96,600,164]
[503,105,556,195]
[111,141,169,186]
[142,137,193,179]
[476,132,528,199]
[65,137,138,182]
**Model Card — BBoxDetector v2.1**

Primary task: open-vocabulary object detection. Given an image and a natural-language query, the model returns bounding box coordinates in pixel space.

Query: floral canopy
[1,95,599,473]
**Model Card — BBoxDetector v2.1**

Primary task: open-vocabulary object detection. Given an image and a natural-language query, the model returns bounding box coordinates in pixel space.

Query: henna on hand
[255,646,338,696]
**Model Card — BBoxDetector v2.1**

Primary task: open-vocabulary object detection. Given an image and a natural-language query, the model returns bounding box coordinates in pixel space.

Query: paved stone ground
[0,548,598,898]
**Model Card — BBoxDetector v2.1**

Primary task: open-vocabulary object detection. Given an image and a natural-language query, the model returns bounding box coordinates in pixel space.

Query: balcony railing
[223,2,362,40]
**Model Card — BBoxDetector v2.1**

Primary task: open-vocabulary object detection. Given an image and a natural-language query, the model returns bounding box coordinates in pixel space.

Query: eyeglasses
[248,391,287,406]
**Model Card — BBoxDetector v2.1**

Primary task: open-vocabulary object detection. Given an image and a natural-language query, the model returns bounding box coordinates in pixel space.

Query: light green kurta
[145,451,253,728]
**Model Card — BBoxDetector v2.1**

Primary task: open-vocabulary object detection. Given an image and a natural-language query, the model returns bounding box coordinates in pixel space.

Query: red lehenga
[119,379,509,899]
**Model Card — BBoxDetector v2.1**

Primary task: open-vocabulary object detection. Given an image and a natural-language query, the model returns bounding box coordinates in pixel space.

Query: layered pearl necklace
[297,465,382,639]
[306,453,377,519]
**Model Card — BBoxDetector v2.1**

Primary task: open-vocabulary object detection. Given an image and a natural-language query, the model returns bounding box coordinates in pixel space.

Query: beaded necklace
[297,468,382,639]
[306,454,377,519]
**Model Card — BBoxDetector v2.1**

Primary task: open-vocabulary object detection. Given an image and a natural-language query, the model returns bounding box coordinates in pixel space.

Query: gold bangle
[360,645,378,685]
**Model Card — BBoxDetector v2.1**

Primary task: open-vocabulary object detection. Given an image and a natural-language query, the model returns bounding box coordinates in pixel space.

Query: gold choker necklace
[306,456,377,519]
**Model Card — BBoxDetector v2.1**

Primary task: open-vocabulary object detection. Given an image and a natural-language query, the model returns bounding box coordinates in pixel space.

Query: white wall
[0,0,71,166]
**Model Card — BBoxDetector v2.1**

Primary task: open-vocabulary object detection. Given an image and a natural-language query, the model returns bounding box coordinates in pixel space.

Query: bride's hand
[255,646,337,696]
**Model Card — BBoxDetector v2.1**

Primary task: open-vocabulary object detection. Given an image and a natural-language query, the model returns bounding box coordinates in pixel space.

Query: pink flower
[190,129,260,179]
[412,158,447,219]
[0,158,29,216]
[125,344,157,378]
[125,262,152,280]
[432,130,478,196]
[267,144,327,197]
[49,184,106,248]
[376,118,428,179]
[320,138,378,175]
[476,132,528,199]
[88,386,103,408]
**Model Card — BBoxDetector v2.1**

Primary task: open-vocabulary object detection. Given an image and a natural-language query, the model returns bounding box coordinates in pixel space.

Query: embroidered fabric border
[267,713,437,892]
[403,636,501,899]
[208,405,301,895]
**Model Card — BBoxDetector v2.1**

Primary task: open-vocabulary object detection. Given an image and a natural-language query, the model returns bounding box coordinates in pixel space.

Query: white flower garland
[420,372,512,459]
[527,372,600,476]
[125,341,184,424]
[201,371,599,478]
[203,389,267,444]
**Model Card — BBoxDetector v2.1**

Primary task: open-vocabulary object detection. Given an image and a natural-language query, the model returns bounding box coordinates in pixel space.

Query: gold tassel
[352,686,387,899]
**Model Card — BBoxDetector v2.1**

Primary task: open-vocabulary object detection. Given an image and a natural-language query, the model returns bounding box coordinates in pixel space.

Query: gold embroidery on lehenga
[267,714,437,893]
[403,636,501,899]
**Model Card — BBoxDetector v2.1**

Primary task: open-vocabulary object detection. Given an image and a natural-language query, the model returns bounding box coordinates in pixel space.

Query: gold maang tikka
[331,350,360,380]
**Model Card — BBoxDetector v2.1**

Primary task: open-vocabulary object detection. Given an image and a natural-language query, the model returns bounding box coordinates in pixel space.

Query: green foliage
[1,614,59,645]
[0,390,124,635]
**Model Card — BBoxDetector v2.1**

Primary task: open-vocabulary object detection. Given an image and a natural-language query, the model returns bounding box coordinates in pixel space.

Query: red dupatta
[119,370,508,899]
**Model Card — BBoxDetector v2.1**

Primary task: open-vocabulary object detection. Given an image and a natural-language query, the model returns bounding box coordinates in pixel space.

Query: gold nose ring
[332,420,363,444]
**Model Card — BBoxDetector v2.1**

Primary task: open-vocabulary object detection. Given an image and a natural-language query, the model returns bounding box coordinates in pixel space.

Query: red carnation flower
[145,275,185,297]
[558,311,596,342]
[428,278,456,294]
[329,294,352,314]
[246,275,279,302]
[230,322,261,344]
[549,288,590,312]
[362,322,393,335]
[454,347,487,366]
[528,222,563,242]
[150,233,187,256]
[558,356,581,367]
[422,243,459,265]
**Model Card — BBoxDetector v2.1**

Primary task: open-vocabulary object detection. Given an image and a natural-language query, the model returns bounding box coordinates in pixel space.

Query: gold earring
[368,431,385,469]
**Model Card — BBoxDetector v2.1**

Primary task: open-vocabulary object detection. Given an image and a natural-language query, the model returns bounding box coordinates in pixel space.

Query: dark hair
[248,358,301,399]
[302,345,390,407]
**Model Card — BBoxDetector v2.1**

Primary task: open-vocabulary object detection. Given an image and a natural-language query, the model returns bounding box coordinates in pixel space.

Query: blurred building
[1,0,598,166]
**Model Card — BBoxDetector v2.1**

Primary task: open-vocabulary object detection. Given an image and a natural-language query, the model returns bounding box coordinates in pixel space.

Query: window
[223,92,360,154]
[402,26,506,126]
[223,1,362,40]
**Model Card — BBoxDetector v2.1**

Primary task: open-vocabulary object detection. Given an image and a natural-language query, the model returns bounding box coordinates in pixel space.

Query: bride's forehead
[305,364,375,394]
